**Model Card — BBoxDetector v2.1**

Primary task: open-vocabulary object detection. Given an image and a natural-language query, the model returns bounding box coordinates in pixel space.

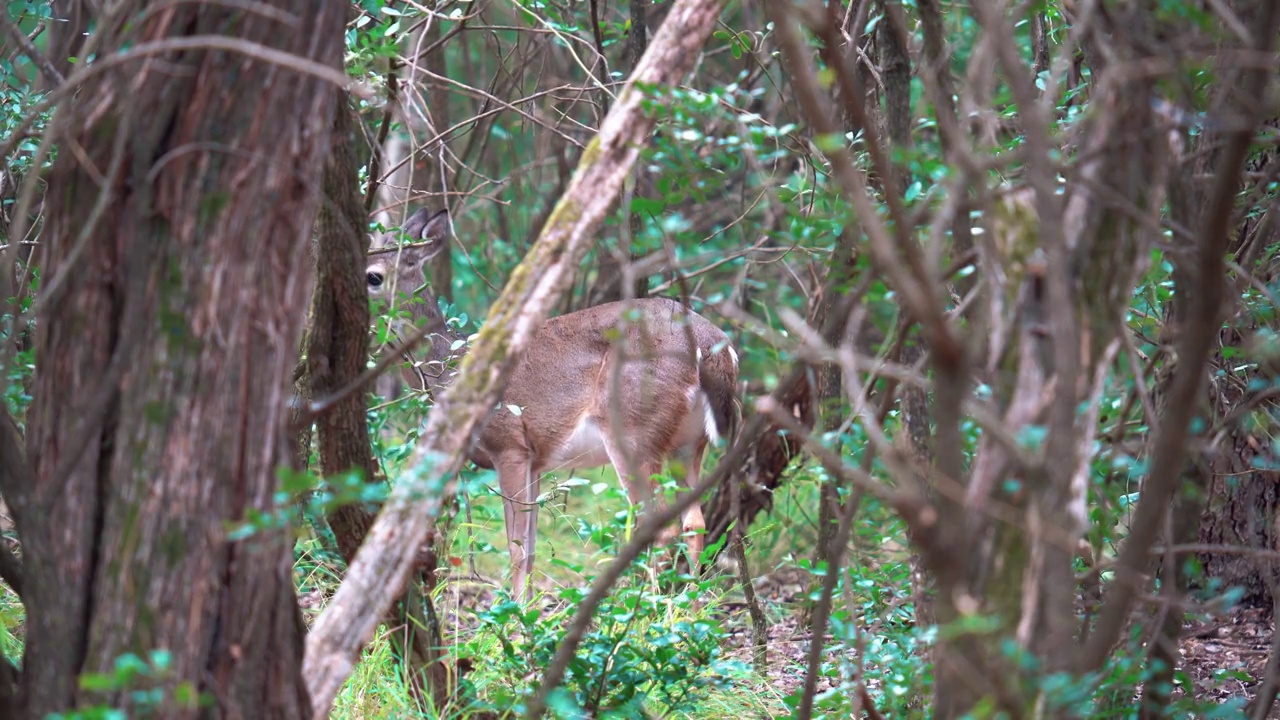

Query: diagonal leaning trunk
[4,4,346,718]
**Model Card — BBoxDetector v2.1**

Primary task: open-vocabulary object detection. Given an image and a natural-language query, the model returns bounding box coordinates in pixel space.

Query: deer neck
[394,285,468,397]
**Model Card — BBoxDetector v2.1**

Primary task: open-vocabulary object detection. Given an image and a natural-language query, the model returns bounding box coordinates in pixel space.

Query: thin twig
[769,2,960,366]
[364,55,400,215]
[793,334,903,719]
[1,13,64,85]
[294,320,459,431]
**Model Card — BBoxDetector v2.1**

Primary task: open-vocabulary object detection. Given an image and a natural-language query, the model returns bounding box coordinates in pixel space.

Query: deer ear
[400,208,450,263]
[419,209,450,244]
[401,207,434,239]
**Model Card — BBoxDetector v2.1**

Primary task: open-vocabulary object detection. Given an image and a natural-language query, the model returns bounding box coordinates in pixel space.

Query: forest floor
[728,571,1278,717]
[309,458,1278,717]
[424,563,1278,717]
[1176,604,1276,716]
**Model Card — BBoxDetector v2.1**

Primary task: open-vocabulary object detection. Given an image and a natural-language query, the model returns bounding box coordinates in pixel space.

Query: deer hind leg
[604,443,663,515]
[600,435,672,544]
[602,431,711,596]
[674,439,708,580]
[496,453,539,602]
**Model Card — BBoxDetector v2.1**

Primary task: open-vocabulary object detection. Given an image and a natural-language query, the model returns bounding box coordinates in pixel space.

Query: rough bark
[307,95,472,714]
[9,4,345,718]
[1196,137,1280,611]
[1198,433,1280,607]
[311,96,382,572]
[301,0,730,713]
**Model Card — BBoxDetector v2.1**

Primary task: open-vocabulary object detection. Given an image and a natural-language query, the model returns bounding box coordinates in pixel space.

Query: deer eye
[367,271,384,287]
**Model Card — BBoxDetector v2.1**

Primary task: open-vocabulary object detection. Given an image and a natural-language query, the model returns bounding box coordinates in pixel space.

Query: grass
[310,463,794,718]
[307,410,836,718]
[306,410,945,719]
[0,408,926,719]
[0,575,20,668]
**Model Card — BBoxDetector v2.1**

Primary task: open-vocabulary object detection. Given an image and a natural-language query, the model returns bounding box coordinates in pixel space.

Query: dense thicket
[1,1,1279,718]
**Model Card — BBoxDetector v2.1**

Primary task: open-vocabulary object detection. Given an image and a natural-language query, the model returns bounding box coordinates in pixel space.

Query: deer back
[368,210,739,475]
[476,297,738,474]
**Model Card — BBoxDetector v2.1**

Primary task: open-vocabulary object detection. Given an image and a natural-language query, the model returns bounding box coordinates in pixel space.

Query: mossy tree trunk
[0,3,345,717]
[947,46,1165,702]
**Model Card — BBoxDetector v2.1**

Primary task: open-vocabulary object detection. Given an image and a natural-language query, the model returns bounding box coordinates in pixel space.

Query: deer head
[367,208,465,395]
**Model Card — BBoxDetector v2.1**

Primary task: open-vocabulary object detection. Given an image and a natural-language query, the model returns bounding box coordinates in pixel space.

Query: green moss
[158,252,199,356]
[162,526,188,569]
[991,190,1040,293]
[198,192,231,229]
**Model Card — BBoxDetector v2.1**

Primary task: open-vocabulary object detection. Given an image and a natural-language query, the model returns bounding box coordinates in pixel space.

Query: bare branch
[1079,1,1280,671]
[0,34,371,167]
[766,1,961,367]
[1,13,64,85]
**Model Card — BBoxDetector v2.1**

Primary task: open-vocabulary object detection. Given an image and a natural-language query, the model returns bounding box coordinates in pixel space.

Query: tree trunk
[1195,140,1280,611]
[1198,442,1280,606]
[1195,323,1280,609]
[307,94,475,714]
[5,4,344,717]
[311,96,383,565]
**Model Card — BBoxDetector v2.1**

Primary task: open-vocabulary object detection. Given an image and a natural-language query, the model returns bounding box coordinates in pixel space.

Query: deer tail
[699,341,740,446]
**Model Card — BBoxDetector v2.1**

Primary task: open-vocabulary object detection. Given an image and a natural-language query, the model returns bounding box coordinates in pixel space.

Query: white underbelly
[539,386,715,475]
[542,415,613,472]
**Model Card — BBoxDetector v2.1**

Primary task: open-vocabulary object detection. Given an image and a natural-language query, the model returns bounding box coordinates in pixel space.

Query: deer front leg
[496,454,538,602]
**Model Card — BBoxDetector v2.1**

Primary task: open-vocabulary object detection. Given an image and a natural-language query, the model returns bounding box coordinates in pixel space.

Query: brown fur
[368,209,740,599]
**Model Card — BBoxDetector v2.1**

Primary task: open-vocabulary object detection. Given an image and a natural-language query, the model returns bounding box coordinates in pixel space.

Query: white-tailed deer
[367,208,740,600]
